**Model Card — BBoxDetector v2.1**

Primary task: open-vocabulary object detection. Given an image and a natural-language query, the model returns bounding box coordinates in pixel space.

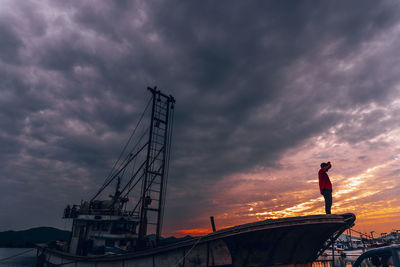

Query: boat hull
[36,213,355,267]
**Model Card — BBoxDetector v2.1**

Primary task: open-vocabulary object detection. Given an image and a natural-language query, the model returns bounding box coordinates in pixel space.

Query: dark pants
[321,189,332,214]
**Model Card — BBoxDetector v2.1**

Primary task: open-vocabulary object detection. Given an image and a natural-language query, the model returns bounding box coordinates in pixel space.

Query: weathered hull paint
[37,214,355,267]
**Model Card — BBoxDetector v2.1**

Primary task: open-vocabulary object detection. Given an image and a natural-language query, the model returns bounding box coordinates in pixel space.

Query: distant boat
[36,87,356,267]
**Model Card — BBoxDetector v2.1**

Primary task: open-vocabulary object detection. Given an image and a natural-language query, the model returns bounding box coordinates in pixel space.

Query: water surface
[0,248,36,267]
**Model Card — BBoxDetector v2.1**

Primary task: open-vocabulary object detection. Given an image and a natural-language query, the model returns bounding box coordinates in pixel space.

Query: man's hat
[320,162,328,168]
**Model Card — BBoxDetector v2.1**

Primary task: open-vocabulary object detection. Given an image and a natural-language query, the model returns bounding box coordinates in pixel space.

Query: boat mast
[138,87,175,245]
[71,87,175,248]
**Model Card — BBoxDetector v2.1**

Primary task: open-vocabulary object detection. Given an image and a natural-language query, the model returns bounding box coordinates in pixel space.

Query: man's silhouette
[318,161,332,214]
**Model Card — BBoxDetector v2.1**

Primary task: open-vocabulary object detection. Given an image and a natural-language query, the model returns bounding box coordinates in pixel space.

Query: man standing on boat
[318,161,332,214]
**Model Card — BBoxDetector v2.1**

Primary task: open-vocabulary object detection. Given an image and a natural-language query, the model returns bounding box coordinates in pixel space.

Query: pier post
[331,236,335,267]
[210,216,216,232]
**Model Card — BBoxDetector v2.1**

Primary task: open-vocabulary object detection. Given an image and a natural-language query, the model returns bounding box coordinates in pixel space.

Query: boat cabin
[64,198,140,255]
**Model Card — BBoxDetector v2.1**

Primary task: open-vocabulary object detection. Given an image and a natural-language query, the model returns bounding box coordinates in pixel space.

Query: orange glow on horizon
[175,228,211,236]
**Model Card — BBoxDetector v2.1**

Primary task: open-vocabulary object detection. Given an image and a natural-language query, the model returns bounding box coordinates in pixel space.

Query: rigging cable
[96,96,152,198]
[108,126,149,184]
[95,127,149,200]
[172,235,203,267]
[90,142,148,202]
[118,128,164,198]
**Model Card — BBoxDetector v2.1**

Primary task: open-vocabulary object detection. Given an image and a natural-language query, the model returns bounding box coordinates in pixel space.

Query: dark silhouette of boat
[36,87,356,267]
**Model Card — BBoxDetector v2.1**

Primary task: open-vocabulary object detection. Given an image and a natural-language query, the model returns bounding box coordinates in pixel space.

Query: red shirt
[318,164,332,192]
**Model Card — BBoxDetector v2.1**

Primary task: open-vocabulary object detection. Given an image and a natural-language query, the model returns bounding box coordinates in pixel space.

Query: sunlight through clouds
[195,126,400,237]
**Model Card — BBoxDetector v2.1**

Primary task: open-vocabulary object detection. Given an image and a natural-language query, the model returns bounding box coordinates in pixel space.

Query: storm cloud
[1,0,400,235]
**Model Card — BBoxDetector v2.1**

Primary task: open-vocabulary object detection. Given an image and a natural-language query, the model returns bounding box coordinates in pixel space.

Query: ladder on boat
[138,87,175,243]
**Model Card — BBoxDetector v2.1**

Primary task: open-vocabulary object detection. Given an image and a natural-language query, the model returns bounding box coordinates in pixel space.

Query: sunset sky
[1,1,400,239]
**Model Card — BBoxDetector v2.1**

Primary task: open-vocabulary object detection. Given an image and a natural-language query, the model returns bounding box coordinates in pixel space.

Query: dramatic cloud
[0,0,399,236]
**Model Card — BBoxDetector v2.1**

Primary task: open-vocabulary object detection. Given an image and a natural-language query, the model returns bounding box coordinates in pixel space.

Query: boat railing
[63,205,139,218]
[79,209,131,216]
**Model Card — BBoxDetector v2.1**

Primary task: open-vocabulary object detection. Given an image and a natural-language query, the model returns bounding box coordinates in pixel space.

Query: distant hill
[0,227,70,248]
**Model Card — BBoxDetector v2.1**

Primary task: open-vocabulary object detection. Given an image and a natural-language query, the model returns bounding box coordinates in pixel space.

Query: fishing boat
[36,87,356,267]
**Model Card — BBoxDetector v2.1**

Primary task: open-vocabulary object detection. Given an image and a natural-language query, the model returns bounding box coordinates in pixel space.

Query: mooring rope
[172,236,204,267]
[0,248,35,262]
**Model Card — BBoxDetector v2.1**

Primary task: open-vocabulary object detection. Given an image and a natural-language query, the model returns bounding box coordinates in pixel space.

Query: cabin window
[105,239,115,247]
[93,223,100,231]
[111,222,136,234]
[102,223,109,231]
[113,223,126,233]
[93,222,110,232]
[124,223,132,232]
[73,227,80,237]
[119,239,127,246]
